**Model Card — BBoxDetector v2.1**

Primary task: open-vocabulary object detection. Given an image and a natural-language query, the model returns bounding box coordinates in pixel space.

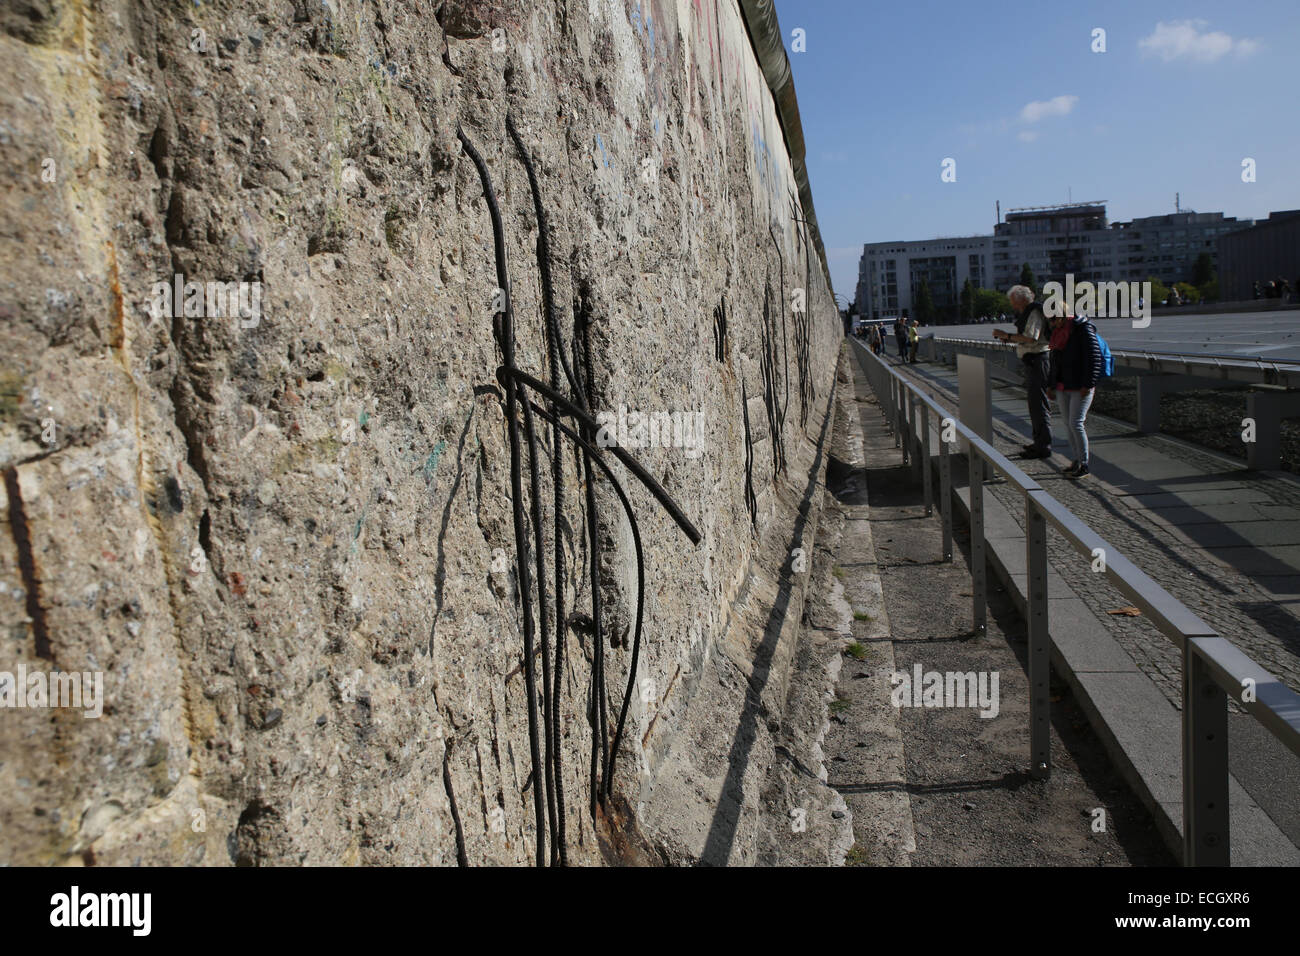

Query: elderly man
[993,285,1053,459]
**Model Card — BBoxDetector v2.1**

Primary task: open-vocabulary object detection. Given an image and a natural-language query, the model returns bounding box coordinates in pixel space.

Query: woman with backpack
[1048,309,1105,478]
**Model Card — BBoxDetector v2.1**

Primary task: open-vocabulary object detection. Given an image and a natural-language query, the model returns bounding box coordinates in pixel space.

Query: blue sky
[773,0,1300,299]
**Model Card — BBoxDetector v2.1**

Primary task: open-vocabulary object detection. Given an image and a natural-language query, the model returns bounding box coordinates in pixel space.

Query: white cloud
[1018,130,1038,143]
[1019,95,1078,124]
[1139,20,1259,63]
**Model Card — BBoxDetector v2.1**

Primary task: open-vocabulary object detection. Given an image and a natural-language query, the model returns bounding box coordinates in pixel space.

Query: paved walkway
[885,352,1300,849]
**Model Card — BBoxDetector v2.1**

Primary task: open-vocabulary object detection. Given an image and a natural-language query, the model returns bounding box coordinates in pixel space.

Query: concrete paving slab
[1049,596,1144,674]
[1145,504,1279,524]
[1229,715,1300,847]
[1115,478,1271,493]
[1258,502,1300,520]
[1204,545,1300,576]
[1091,462,1223,487]
[1252,576,1300,599]
[1086,442,1204,464]
[1074,671,1183,804]
[1122,489,1278,508]
[1176,521,1300,549]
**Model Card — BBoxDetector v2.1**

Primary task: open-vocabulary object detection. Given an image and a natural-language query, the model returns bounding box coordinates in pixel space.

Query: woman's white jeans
[1056,388,1094,465]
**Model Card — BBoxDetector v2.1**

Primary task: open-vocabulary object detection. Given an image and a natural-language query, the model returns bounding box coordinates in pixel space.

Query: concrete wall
[0,0,840,865]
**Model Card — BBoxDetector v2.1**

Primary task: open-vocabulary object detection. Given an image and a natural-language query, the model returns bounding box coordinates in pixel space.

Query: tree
[1019,262,1036,294]
[1174,281,1201,304]
[973,288,1011,319]
[960,278,975,322]
[1199,278,1219,302]
[1147,276,1170,307]
[914,279,935,324]
[1192,252,1214,287]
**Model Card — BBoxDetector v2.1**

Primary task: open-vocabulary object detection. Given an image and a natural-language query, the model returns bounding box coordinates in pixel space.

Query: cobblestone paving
[898,363,1300,710]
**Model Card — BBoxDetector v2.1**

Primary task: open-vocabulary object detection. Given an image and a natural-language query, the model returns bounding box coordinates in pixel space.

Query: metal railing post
[1183,640,1230,866]
[939,430,952,561]
[909,394,921,482]
[969,455,987,636]
[921,405,933,516]
[888,374,896,429]
[893,379,902,449]
[901,387,910,465]
[890,374,898,437]
[1026,496,1051,780]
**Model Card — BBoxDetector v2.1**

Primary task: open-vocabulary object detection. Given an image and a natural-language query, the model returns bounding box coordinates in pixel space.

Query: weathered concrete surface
[0,1,840,865]
[641,355,844,865]
[817,365,916,865]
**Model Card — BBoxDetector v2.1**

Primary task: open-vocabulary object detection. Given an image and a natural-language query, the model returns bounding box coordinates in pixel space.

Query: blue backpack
[1091,324,1115,378]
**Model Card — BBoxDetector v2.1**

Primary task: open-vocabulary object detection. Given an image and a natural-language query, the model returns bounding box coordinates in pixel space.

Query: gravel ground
[1091,378,1300,475]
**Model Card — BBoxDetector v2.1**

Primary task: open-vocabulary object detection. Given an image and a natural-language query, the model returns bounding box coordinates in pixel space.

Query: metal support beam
[1247,390,1282,471]
[957,354,993,449]
[1026,497,1051,780]
[939,429,953,561]
[1183,639,1230,866]
[921,406,933,516]
[896,380,906,455]
[969,455,987,636]
[1137,375,1165,434]
[910,394,923,485]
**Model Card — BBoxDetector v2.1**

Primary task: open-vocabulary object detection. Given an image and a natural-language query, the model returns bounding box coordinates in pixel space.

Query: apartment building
[855,235,992,321]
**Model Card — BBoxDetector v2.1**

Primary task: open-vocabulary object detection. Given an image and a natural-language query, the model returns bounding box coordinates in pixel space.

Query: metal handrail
[849,337,1300,866]
[929,334,1300,387]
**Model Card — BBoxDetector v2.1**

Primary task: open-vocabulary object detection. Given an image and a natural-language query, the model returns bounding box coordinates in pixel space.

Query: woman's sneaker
[1069,463,1091,479]
[1063,461,1080,476]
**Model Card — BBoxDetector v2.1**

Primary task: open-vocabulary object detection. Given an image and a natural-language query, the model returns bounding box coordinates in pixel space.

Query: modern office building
[991,203,1252,291]
[855,202,1257,319]
[855,235,992,321]
[1217,210,1300,302]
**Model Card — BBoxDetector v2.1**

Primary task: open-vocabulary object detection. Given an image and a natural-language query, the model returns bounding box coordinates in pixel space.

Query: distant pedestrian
[868,325,882,354]
[1048,309,1104,478]
[993,285,1053,459]
[894,318,907,361]
[908,319,920,363]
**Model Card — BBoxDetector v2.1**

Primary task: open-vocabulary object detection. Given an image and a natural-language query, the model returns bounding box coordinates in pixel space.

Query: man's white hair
[1007,284,1034,305]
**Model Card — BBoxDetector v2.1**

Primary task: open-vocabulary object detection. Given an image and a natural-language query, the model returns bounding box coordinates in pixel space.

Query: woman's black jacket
[1051,317,1104,391]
